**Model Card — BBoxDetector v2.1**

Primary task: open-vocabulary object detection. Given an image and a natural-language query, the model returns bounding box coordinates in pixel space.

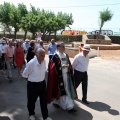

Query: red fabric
[47,54,78,103]
[15,48,24,67]
[47,61,60,103]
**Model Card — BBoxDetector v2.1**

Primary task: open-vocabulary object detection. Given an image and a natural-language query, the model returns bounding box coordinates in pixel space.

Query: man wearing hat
[72,44,91,104]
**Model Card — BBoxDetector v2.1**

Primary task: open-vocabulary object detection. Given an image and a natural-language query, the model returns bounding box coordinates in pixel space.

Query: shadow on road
[47,103,93,120]
[0,116,11,120]
[76,99,119,116]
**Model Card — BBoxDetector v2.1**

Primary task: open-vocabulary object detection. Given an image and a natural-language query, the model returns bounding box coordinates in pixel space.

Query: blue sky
[1,0,120,32]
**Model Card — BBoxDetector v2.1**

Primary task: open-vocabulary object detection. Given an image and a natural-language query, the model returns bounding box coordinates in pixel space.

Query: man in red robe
[47,42,78,113]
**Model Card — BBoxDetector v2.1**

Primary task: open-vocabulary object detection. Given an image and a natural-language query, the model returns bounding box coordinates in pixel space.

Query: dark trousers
[74,70,88,100]
[27,80,48,119]
[13,55,16,68]
[0,58,3,70]
[2,53,7,69]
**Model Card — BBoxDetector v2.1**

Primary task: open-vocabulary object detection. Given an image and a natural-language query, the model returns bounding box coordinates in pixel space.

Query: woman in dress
[14,40,24,77]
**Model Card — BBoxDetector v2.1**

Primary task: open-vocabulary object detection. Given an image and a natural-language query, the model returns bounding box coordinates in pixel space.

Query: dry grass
[99,50,120,60]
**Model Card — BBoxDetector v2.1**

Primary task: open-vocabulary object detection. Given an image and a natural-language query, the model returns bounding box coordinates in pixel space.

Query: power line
[43,3,120,8]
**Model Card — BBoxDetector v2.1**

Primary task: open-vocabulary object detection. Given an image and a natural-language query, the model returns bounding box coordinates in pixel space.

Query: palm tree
[99,8,113,34]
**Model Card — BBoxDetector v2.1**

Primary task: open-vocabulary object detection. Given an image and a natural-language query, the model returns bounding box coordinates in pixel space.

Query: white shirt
[22,56,46,82]
[72,52,89,72]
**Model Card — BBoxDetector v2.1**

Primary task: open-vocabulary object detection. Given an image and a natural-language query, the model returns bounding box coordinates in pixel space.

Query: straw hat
[82,45,91,51]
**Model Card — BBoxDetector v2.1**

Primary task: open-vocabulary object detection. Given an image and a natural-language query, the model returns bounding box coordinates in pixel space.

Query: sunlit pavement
[0,55,120,120]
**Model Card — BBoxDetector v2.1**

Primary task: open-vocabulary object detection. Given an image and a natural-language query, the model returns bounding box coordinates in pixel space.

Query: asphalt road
[0,56,120,120]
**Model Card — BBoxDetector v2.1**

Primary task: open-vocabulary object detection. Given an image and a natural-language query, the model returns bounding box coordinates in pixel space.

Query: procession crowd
[0,35,91,120]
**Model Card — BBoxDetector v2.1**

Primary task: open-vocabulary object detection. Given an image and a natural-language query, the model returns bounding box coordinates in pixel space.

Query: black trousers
[2,53,7,69]
[74,70,88,100]
[13,55,16,68]
[0,58,3,70]
[27,80,48,119]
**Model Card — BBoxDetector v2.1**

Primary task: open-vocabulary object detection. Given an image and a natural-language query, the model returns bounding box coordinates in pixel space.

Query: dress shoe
[82,99,89,104]
[52,103,60,108]
[68,108,77,113]
[8,77,12,82]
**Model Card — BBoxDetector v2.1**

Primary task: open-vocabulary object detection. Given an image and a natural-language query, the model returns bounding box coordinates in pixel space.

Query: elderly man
[22,48,52,120]
[4,39,14,81]
[47,42,77,113]
[72,44,91,104]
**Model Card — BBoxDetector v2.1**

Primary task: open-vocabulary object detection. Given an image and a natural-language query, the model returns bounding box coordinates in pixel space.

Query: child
[79,43,84,52]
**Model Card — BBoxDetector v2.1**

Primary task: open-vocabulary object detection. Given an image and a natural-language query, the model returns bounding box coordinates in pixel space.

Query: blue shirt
[48,43,57,55]
[25,42,30,50]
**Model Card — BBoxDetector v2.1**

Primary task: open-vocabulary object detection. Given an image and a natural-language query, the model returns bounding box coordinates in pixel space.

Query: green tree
[0,2,12,36]
[18,3,28,39]
[9,4,21,38]
[24,12,39,39]
[53,12,74,39]
[37,10,56,36]
[57,12,74,28]
[99,8,113,34]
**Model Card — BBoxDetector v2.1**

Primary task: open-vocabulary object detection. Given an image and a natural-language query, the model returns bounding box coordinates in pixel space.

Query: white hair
[36,48,45,57]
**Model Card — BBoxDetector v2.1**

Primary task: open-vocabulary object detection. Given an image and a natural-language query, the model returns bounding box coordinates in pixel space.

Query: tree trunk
[54,31,56,40]
[8,30,11,35]
[24,30,27,40]
[3,26,5,37]
[3,30,5,37]
[48,32,51,43]
[32,32,35,39]
[14,30,17,39]
[99,26,102,35]
[7,25,11,35]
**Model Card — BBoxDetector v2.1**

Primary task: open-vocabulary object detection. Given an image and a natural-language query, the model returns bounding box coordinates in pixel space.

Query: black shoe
[68,108,77,113]
[14,66,16,69]
[52,103,60,108]
[82,99,89,104]
[9,77,13,82]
